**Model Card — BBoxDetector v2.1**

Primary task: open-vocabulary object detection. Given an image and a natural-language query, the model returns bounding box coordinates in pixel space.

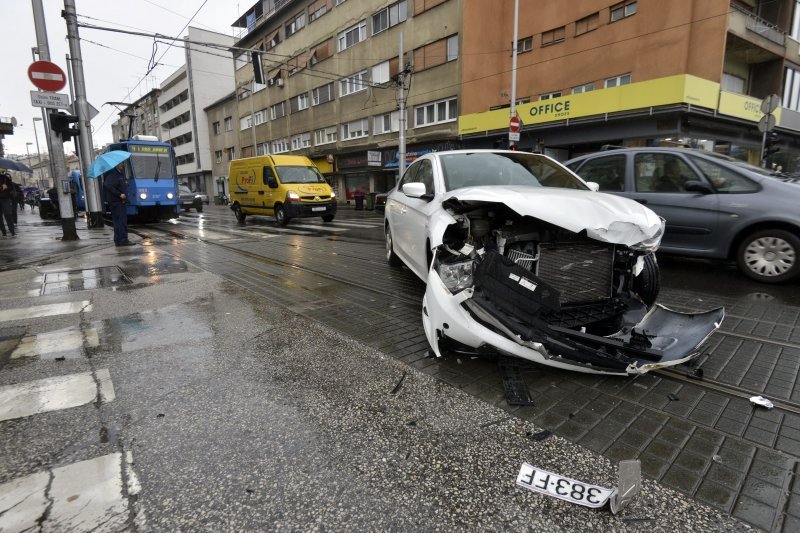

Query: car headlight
[437,259,474,293]
[287,191,300,201]
[166,192,174,199]
[630,218,665,253]
[331,190,336,199]
[139,192,148,200]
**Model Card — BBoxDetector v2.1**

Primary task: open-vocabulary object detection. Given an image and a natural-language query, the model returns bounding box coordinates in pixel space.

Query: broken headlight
[629,218,665,253]
[437,259,474,293]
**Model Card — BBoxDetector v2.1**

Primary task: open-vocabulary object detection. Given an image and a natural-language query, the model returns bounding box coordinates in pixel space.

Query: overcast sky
[1,0,245,157]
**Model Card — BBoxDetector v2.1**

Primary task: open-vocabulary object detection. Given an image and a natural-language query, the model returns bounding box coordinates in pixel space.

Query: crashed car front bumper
[422,261,725,376]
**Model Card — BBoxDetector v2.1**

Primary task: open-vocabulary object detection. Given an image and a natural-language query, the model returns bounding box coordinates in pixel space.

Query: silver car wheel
[743,236,796,277]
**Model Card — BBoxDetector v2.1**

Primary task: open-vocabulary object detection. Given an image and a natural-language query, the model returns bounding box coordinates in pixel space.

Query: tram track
[140,222,800,415]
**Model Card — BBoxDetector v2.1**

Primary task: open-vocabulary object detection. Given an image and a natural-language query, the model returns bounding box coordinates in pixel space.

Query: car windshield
[179,186,192,195]
[441,152,588,191]
[275,165,326,184]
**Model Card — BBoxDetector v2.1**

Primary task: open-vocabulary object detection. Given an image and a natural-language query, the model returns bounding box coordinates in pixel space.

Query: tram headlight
[139,192,148,200]
[166,192,174,200]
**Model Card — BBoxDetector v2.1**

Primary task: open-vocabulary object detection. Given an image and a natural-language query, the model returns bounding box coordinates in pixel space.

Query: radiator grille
[535,242,614,304]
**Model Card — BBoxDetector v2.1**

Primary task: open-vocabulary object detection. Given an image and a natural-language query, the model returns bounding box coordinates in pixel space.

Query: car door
[403,158,436,276]
[386,161,420,269]
[621,152,720,252]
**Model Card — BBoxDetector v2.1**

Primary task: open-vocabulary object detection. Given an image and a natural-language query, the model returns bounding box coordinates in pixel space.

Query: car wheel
[275,204,289,226]
[233,204,246,224]
[196,204,203,213]
[385,224,402,267]
[737,229,800,283]
[321,215,334,222]
[632,254,660,307]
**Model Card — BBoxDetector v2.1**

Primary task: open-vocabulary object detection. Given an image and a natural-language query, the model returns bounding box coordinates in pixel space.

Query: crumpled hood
[432,186,664,247]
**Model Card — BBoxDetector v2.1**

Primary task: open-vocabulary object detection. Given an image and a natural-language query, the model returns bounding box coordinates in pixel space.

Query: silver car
[566,147,800,284]
[384,150,723,376]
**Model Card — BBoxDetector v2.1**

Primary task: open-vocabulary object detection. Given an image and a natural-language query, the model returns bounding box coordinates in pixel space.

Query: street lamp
[32,117,45,190]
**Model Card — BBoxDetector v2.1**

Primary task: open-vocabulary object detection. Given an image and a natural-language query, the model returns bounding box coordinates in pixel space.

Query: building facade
[110,89,163,143]
[204,91,241,200]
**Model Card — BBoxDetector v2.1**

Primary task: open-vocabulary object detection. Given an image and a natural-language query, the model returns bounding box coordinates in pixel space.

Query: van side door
[262,166,277,213]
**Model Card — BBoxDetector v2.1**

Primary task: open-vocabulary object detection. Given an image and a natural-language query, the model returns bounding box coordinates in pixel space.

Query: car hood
[432,186,664,247]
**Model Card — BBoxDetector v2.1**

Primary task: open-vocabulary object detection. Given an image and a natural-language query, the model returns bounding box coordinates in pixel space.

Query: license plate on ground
[516,463,613,508]
[312,207,325,212]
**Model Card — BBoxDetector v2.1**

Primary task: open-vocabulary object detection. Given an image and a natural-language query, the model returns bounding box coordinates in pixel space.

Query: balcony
[233,0,293,41]
[730,3,786,47]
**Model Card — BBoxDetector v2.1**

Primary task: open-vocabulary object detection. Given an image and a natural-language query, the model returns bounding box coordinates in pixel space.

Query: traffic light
[764,131,780,158]
[49,111,80,140]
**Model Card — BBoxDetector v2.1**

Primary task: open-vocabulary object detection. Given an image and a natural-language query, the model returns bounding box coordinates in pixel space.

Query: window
[215,150,222,164]
[253,79,267,93]
[312,82,335,105]
[226,147,235,160]
[688,156,760,193]
[265,30,280,51]
[540,91,562,100]
[634,153,698,192]
[372,61,390,84]
[286,11,305,37]
[517,36,533,53]
[256,142,270,156]
[270,101,286,120]
[224,117,232,131]
[372,0,407,35]
[338,20,367,51]
[335,0,347,4]
[240,115,253,130]
[235,53,248,70]
[341,118,369,140]
[573,155,626,192]
[309,0,328,22]
[340,70,368,96]
[414,97,457,127]
[291,132,311,150]
[575,12,599,36]
[413,35,458,71]
[254,109,267,125]
[610,1,637,22]
[446,35,458,61]
[572,83,594,94]
[309,38,335,66]
[314,126,338,145]
[213,121,220,135]
[605,74,631,88]
[374,111,400,135]
[413,0,447,15]
[293,93,309,112]
[271,137,289,154]
[723,73,745,94]
[542,26,565,46]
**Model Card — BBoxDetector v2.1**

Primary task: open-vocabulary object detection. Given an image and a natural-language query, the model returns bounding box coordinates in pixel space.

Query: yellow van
[228,155,337,226]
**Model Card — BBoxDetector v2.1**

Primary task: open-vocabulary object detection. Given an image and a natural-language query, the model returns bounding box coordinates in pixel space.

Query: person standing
[102,162,133,246]
[0,173,16,237]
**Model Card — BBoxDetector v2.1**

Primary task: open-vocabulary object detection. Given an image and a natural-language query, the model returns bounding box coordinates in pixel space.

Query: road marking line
[12,326,99,359]
[0,369,115,422]
[0,301,91,323]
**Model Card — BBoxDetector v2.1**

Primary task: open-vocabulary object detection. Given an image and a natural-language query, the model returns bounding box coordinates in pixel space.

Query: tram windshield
[128,144,174,180]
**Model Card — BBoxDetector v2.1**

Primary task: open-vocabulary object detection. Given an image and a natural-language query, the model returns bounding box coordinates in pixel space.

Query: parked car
[374,189,392,213]
[384,149,723,376]
[565,147,800,284]
[179,185,203,213]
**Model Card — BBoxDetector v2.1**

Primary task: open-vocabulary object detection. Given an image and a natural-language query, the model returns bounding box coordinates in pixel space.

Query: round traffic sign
[28,61,67,92]
[509,115,521,133]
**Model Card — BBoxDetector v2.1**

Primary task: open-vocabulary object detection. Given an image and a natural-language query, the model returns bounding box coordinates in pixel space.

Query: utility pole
[397,32,406,181]
[31,0,78,240]
[32,46,56,184]
[64,0,104,227]
[509,0,520,150]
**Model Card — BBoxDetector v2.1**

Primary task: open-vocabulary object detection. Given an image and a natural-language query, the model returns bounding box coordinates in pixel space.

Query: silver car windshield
[441,152,588,191]
[700,151,776,177]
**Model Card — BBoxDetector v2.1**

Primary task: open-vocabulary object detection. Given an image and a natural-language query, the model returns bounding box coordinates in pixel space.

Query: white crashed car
[384,150,724,376]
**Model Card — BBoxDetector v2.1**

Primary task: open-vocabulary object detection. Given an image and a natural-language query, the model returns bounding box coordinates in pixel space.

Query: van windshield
[275,166,326,184]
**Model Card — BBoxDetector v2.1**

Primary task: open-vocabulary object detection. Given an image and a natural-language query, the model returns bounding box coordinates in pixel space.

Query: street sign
[758,114,776,133]
[30,91,70,109]
[509,131,521,142]
[68,102,100,121]
[760,94,781,115]
[509,115,521,133]
[27,61,67,92]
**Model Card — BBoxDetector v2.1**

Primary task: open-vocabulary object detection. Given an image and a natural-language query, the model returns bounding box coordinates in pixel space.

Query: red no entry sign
[509,115,521,133]
[28,61,67,92]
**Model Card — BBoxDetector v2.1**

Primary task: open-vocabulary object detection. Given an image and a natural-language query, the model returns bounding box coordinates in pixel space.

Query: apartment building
[231,0,460,199]
[459,0,800,168]
[204,91,241,200]
[110,89,163,143]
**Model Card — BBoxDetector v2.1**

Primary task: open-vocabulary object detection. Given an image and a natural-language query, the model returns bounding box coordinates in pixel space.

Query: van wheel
[275,205,289,226]
[322,215,334,222]
[233,204,246,224]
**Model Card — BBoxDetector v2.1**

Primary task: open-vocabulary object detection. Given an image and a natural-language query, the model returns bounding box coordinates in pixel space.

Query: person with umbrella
[0,172,16,237]
[102,162,133,246]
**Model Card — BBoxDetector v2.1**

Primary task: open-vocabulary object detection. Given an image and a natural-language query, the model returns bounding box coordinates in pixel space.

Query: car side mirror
[586,181,600,192]
[402,182,427,198]
[683,180,713,194]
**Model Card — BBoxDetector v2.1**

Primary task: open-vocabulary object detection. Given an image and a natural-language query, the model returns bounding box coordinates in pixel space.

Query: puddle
[11,325,99,360]
[42,267,130,295]
[120,256,191,279]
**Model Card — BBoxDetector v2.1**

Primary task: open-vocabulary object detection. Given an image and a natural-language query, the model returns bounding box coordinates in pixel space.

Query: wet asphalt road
[0,204,798,530]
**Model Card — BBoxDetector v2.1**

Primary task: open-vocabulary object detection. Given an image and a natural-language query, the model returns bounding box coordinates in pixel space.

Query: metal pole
[31,0,78,240]
[509,0,519,150]
[32,46,56,185]
[397,32,406,181]
[64,0,103,227]
[32,118,44,189]
[249,85,256,154]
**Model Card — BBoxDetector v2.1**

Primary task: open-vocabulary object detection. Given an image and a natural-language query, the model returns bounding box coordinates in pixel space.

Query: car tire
[275,204,289,226]
[196,204,203,213]
[321,215,334,222]
[632,254,660,307]
[233,204,246,224]
[737,229,800,283]
[385,224,402,267]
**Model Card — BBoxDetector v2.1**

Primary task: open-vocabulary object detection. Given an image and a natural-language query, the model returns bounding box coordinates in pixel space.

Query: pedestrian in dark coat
[102,163,132,246]
[0,173,16,237]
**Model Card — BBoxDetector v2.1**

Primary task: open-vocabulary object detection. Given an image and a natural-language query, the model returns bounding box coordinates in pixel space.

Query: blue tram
[105,136,180,221]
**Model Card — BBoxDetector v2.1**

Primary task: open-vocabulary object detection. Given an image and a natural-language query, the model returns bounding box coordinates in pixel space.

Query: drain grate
[42,266,131,295]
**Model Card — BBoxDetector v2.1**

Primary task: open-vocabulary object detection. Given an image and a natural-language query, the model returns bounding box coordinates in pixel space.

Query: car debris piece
[528,429,553,441]
[667,393,679,402]
[498,357,534,406]
[749,395,774,409]
[390,371,407,395]
[610,460,641,515]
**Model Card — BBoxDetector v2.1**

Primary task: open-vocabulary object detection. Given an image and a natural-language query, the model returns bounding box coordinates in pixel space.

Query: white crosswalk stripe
[0,300,91,323]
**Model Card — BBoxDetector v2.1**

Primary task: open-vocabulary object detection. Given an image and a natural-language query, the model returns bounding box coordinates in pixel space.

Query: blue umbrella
[0,157,33,173]
[86,150,131,178]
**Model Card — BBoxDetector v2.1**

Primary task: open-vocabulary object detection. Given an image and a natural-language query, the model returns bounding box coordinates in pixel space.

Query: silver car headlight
[630,218,665,253]
[437,259,474,293]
